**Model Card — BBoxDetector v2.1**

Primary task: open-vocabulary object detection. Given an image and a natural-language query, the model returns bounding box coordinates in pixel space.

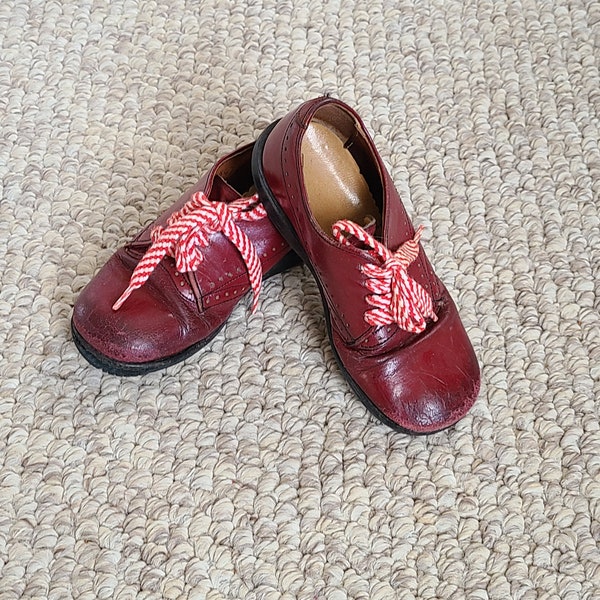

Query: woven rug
[1,0,599,598]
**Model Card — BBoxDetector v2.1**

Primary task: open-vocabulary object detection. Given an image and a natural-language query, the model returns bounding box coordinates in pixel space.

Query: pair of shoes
[72,97,480,434]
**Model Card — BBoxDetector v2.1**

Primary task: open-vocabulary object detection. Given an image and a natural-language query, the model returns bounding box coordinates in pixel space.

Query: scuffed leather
[260,97,480,433]
[73,143,291,365]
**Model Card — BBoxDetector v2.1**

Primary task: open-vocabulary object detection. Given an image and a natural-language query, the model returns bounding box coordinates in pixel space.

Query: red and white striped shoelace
[332,220,438,334]
[113,192,267,312]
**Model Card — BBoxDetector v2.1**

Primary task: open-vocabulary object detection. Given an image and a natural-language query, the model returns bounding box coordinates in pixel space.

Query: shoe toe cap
[342,298,480,434]
[72,254,193,365]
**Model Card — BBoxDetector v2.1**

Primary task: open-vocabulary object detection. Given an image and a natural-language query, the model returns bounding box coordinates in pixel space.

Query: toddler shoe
[72,142,297,375]
[252,97,480,433]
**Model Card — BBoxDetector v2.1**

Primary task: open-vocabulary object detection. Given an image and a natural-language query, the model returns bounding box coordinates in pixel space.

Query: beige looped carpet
[1,1,599,598]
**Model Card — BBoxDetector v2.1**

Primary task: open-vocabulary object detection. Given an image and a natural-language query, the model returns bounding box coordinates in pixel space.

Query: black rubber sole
[71,319,226,376]
[251,121,447,436]
[72,249,301,376]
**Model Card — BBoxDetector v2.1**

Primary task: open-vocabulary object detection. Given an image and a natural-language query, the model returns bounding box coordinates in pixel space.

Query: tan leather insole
[302,120,380,234]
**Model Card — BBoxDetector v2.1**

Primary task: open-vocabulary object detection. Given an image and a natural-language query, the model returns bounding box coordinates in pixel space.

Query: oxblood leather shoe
[252,97,480,434]
[72,142,298,375]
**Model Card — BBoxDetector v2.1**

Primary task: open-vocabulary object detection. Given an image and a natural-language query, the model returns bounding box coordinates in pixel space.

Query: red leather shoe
[72,142,298,375]
[252,97,480,434]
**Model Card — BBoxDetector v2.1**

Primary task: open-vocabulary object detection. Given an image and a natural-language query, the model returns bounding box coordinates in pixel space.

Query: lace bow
[113,192,266,311]
[332,220,437,334]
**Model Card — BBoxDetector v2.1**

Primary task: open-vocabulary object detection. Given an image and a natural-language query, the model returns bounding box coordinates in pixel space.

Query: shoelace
[113,192,267,311]
[332,219,438,334]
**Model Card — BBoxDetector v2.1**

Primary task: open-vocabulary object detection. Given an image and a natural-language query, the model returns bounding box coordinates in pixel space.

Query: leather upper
[259,97,480,433]
[73,143,291,366]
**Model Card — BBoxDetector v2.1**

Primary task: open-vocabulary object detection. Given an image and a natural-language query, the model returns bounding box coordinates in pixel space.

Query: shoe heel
[251,121,311,266]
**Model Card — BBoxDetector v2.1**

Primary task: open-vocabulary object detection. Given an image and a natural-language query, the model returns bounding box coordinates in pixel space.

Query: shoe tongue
[207,174,244,204]
[333,215,379,252]
[363,215,377,236]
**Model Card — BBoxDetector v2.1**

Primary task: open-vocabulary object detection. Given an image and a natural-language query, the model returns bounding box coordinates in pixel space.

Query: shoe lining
[301,118,381,235]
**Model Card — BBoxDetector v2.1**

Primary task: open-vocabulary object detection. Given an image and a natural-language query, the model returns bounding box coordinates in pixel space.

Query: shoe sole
[71,249,300,376]
[252,120,452,435]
